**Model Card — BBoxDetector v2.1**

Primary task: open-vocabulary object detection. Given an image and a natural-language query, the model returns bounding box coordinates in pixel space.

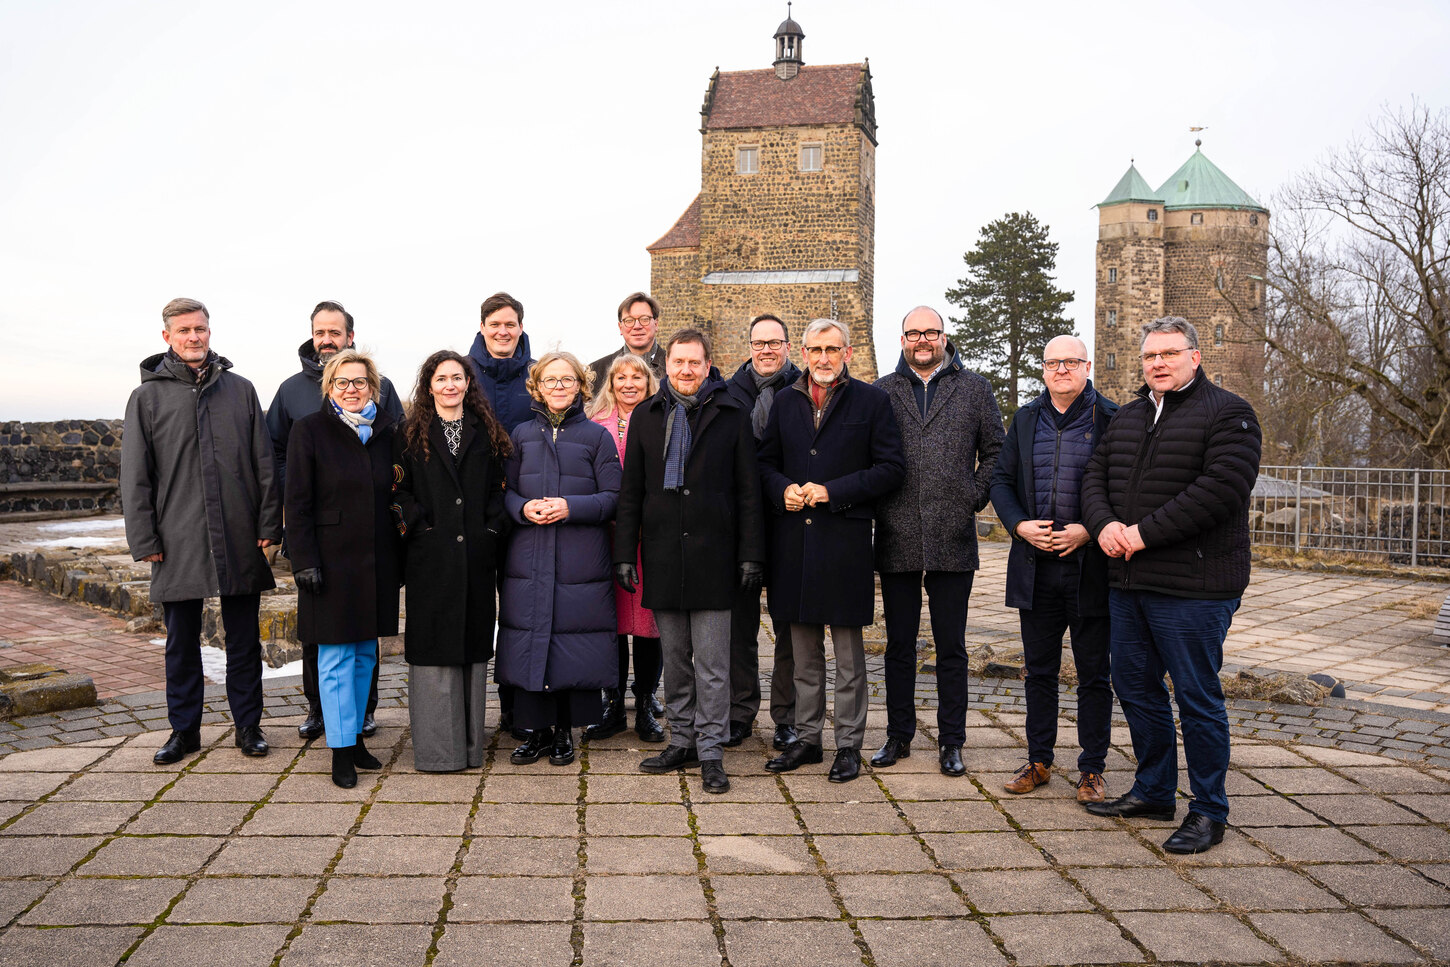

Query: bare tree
[1231,102,1450,467]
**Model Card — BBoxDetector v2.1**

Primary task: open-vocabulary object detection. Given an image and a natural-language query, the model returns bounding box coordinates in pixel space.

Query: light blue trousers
[319,640,378,749]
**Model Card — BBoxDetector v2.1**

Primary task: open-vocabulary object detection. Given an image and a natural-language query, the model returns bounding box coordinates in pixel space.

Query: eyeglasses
[541,376,579,389]
[750,339,786,351]
[1042,358,1087,371]
[1140,348,1193,364]
[803,345,845,359]
[620,315,656,328]
[330,377,370,391]
[903,329,943,343]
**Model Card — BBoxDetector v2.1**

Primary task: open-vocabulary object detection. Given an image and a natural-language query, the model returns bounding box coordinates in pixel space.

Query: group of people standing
[121,289,1260,854]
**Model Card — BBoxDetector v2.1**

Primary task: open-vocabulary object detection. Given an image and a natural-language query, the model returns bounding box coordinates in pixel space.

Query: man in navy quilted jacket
[1081,316,1261,855]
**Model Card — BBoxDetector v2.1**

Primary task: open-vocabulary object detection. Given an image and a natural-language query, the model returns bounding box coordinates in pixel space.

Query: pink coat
[593,405,659,637]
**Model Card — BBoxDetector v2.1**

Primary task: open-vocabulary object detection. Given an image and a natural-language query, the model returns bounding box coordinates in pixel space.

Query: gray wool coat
[121,351,282,602]
[873,347,1005,573]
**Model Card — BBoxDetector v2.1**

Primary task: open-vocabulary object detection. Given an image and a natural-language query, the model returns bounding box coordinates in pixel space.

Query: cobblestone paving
[0,700,1448,966]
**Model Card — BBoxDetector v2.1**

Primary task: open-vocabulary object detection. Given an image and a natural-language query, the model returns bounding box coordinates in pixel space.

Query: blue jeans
[318,640,378,749]
[1109,590,1238,823]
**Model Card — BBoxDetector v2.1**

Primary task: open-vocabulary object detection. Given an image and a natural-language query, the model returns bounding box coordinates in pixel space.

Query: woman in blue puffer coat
[496,351,621,767]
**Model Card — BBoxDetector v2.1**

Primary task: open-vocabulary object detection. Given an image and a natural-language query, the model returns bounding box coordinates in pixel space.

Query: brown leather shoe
[1003,761,1051,795]
[1076,771,1107,803]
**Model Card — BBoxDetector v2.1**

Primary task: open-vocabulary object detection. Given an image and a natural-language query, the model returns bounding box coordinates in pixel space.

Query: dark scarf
[662,382,703,491]
[167,347,216,385]
[749,363,790,439]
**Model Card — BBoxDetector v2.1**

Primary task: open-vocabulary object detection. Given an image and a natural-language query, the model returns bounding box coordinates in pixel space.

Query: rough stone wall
[1162,209,1269,400]
[1095,204,1166,403]
[1,421,124,515]
[703,281,873,378]
[650,248,705,336]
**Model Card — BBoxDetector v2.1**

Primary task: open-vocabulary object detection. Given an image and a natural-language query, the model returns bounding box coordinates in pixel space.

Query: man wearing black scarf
[614,329,766,795]
[724,314,803,751]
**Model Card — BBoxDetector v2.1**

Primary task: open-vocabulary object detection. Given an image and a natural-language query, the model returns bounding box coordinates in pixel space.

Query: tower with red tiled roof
[648,10,879,378]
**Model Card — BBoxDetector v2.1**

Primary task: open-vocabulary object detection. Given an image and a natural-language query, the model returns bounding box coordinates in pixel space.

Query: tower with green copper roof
[1093,142,1268,405]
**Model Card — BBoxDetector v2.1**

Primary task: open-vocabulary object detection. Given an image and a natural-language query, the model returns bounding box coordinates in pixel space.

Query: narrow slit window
[1107,267,1118,283]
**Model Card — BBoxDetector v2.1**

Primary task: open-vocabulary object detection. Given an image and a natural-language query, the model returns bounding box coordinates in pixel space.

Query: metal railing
[978,465,1450,568]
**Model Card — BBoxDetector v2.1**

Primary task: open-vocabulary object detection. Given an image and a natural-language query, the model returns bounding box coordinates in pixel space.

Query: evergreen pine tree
[945,212,1075,419]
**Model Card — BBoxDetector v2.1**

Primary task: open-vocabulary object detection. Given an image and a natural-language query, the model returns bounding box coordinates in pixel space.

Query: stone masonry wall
[1095,205,1166,404]
[0,421,124,515]
[705,281,874,379]
[650,248,705,336]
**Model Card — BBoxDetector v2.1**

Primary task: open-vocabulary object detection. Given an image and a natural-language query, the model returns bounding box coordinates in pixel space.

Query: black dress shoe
[639,745,700,773]
[501,708,531,742]
[648,694,665,718]
[235,725,269,757]
[871,736,911,767]
[1162,812,1226,854]
[353,738,382,770]
[1084,793,1176,821]
[331,746,357,788]
[701,760,731,794]
[634,708,665,743]
[153,729,200,765]
[549,729,576,766]
[360,713,378,738]
[828,747,861,783]
[297,707,324,741]
[510,728,554,765]
[724,721,753,747]
[584,691,627,742]
[939,744,966,777]
[772,724,798,751]
[765,740,824,773]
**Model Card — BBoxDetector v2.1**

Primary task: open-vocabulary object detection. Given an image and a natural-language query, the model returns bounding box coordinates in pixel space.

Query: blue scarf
[662,384,700,491]
[332,399,377,443]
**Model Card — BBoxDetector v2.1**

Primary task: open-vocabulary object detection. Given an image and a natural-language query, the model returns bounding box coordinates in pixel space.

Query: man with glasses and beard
[723,314,803,751]
[590,291,668,388]
[760,319,904,783]
[266,301,403,740]
[872,307,1003,778]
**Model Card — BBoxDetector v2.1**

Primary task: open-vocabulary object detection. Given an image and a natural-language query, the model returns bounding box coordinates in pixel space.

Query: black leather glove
[614,563,638,593]
[294,567,323,595]
[738,561,764,592]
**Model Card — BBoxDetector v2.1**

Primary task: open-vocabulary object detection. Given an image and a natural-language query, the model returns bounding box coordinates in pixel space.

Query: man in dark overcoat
[723,313,803,752]
[989,334,1116,802]
[265,300,402,740]
[874,306,1004,778]
[1081,316,1261,854]
[614,329,765,794]
[589,291,667,389]
[759,319,905,783]
[122,298,282,765]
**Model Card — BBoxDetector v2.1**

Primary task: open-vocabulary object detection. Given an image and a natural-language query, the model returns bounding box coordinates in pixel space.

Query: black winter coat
[989,386,1118,614]
[391,412,508,665]
[497,399,620,693]
[265,340,403,498]
[874,347,1004,573]
[759,374,906,626]
[284,405,401,644]
[1081,378,1262,599]
[614,381,766,611]
[121,352,281,602]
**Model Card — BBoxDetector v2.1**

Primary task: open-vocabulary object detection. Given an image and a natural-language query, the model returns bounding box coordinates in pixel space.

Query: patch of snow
[37,517,127,534]
[31,536,127,549]
[186,645,306,685]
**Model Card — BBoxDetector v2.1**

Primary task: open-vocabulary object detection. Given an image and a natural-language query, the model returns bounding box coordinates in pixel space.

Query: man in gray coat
[122,298,282,765]
[873,306,1004,777]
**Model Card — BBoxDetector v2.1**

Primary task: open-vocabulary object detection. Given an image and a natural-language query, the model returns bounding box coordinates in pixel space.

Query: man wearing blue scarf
[614,329,765,795]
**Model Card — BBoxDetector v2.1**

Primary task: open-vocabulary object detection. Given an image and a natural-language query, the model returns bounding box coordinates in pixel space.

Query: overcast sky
[2,0,1447,420]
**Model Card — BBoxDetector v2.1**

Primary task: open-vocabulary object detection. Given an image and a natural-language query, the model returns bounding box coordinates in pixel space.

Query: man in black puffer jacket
[1080,316,1261,855]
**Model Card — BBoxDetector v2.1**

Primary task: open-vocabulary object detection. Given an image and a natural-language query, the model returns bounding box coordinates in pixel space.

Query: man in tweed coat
[873,306,1004,777]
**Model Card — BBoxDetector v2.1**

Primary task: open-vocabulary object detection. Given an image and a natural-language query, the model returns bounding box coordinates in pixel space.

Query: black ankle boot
[510,727,554,765]
[353,737,381,770]
[331,746,357,788]
[549,728,576,766]
[584,689,626,741]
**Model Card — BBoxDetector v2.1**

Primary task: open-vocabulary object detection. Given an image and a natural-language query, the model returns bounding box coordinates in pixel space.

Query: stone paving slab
[0,703,1444,965]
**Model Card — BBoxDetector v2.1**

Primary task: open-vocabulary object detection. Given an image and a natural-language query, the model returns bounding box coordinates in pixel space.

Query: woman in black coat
[391,350,512,772]
[285,350,400,788]
[497,351,620,768]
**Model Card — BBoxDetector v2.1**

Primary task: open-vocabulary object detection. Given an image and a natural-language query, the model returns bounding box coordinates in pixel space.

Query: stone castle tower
[648,9,880,379]
[1094,144,1268,404]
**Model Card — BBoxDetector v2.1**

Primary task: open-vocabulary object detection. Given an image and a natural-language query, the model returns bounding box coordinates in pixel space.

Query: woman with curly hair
[391,350,511,772]
[496,351,620,767]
